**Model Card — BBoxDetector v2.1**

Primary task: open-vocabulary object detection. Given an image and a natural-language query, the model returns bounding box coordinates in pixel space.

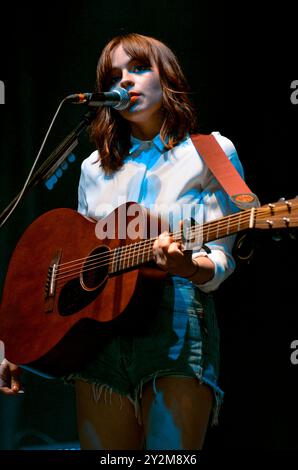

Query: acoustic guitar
[0,199,297,377]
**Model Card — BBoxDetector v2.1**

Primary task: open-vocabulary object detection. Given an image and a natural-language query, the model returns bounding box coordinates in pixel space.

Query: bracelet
[185,261,200,281]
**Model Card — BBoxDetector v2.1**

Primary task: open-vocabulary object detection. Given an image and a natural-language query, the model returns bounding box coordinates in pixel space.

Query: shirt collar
[129,133,165,155]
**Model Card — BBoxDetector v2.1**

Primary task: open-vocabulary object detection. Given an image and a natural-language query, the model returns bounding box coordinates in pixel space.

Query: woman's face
[109,44,163,128]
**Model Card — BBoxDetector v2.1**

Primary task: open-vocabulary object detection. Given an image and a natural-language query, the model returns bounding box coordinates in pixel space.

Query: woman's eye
[132,65,151,73]
[109,64,151,85]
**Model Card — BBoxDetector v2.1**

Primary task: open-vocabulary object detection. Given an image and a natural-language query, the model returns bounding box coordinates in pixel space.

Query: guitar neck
[110,208,254,274]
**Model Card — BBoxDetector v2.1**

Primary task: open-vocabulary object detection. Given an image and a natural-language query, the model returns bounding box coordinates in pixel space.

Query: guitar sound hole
[80,245,110,291]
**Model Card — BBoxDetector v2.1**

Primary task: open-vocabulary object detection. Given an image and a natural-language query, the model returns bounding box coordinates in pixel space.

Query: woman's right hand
[0,359,22,395]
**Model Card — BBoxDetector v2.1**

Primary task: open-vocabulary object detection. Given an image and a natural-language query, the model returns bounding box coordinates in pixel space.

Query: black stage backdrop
[0,0,297,452]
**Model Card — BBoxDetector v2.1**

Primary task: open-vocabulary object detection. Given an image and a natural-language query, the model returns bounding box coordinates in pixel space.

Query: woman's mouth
[130,96,140,103]
[129,92,141,102]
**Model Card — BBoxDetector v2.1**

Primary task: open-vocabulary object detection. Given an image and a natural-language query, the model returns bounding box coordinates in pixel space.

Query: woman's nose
[120,71,134,89]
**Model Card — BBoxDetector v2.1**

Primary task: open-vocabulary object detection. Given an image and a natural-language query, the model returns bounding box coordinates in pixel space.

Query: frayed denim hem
[65,368,224,428]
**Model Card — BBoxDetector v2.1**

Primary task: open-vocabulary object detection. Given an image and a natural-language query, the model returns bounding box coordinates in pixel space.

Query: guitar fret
[126,244,131,269]
[137,238,142,265]
[138,241,143,264]
[112,247,118,273]
[146,240,151,262]
[112,212,253,274]
[117,246,122,271]
[238,212,242,232]
[111,206,276,274]
[129,245,133,269]
[122,245,127,270]
[136,242,140,266]
[132,243,137,267]
[216,220,220,239]
[226,215,230,235]
[125,243,131,270]
[119,246,123,271]
[143,242,146,263]
[134,242,138,267]
[121,245,126,271]
[113,247,117,273]
[127,242,133,267]
[139,240,144,264]
[206,222,210,242]
[112,239,154,274]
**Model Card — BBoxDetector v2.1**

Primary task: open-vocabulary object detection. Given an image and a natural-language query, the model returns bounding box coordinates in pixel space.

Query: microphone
[65,87,130,110]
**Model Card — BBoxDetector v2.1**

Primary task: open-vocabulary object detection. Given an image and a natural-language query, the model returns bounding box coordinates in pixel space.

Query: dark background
[0,0,297,451]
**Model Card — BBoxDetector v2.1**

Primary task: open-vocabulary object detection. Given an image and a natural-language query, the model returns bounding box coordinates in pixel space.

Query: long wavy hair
[89,33,198,174]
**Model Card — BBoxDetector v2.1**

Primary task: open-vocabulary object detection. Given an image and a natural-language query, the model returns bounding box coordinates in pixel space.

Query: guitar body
[1,196,297,377]
[0,203,166,377]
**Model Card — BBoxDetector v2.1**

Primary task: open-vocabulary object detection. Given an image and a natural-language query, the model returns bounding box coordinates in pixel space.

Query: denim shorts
[65,276,224,426]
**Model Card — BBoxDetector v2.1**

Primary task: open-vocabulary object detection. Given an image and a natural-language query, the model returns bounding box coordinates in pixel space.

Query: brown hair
[89,33,198,174]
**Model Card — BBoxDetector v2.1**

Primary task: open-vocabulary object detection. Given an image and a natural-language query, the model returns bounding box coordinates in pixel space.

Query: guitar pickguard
[58,277,107,316]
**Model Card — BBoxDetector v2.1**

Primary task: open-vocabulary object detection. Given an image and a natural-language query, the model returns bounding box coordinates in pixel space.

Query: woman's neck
[130,112,163,141]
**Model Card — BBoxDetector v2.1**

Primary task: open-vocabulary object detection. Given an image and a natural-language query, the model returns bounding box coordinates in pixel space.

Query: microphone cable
[0,96,70,228]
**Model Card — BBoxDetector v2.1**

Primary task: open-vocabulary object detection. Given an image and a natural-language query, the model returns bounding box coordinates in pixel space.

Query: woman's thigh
[75,380,144,450]
[141,376,213,450]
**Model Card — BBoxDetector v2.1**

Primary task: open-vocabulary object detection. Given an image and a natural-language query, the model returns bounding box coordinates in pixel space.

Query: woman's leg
[75,380,144,450]
[141,376,213,450]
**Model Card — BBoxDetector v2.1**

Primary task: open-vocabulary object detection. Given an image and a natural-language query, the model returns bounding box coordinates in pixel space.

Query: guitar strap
[190,133,260,209]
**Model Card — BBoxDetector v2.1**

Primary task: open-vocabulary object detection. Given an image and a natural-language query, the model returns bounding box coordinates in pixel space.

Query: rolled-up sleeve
[194,132,245,292]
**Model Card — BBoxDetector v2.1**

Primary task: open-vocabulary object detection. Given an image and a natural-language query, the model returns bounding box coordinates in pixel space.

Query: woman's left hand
[152,231,197,278]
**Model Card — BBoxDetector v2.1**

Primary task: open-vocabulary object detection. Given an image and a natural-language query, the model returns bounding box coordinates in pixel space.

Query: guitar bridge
[45,249,62,313]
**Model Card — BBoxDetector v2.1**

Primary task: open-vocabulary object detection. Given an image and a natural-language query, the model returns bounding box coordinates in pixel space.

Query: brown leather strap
[190,133,260,208]
[191,133,252,195]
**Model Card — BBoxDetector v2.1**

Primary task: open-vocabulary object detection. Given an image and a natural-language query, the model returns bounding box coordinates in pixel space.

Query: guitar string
[53,207,296,283]
[55,204,290,271]
[54,216,250,279]
[54,212,254,283]
[54,221,247,279]
[55,209,253,271]
[53,216,296,286]
[53,209,293,278]
[54,223,251,284]
[54,214,298,286]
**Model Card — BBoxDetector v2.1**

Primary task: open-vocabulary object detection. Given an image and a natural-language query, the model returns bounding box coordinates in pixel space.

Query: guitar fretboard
[110,208,254,273]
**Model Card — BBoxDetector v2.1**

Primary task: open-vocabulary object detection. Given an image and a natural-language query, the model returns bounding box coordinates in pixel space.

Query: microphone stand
[0,109,96,227]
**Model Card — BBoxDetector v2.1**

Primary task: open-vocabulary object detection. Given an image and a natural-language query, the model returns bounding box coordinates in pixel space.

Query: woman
[0,33,244,450]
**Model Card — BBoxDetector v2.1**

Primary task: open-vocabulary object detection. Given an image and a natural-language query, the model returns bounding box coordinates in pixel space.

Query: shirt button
[142,142,152,150]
